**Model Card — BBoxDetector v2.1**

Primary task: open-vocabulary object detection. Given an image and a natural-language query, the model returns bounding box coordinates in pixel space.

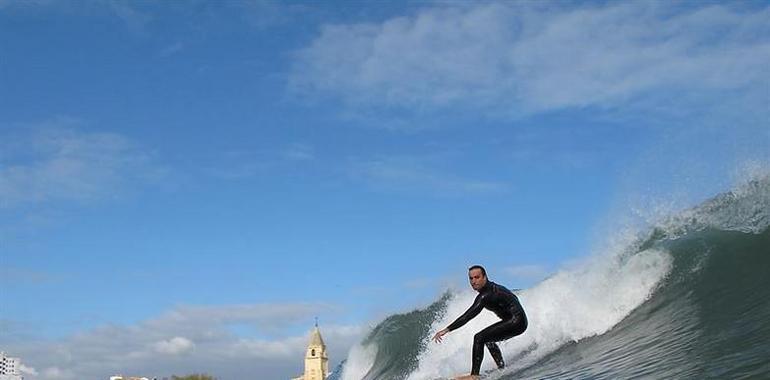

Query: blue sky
[1,1,769,379]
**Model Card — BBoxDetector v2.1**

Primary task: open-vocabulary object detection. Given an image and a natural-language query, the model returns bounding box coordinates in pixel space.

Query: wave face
[338,295,449,380]
[338,176,770,380]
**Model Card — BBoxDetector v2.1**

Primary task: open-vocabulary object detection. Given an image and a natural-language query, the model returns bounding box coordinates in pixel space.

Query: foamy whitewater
[335,174,770,380]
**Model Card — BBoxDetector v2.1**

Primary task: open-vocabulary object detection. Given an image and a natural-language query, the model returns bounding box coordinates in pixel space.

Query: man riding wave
[432,265,528,379]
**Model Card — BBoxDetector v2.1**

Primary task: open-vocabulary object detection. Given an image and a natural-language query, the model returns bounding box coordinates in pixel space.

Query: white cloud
[349,155,509,197]
[41,367,75,380]
[0,120,166,207]
[153,337,195,355]
[20,364,38,376]
[2,302,365,380]
[150,302,338,334]
[104,0,152,32]
[291,3,769,122]
[159,42,184,58]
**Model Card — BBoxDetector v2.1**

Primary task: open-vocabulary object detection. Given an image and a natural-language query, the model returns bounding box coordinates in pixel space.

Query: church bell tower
[292,319,329,380]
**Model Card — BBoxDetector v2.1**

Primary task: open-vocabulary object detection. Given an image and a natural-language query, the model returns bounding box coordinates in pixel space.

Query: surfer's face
[469,268,487,291]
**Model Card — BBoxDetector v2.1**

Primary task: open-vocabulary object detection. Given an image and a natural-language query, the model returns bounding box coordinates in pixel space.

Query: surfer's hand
[432,328,449,343]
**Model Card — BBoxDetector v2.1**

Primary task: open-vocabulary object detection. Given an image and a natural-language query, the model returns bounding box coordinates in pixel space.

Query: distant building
[0,351,23,380]
[292,323,330,380]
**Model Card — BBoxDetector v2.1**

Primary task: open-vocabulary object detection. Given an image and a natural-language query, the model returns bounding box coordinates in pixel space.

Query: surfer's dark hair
[468,265,487,277]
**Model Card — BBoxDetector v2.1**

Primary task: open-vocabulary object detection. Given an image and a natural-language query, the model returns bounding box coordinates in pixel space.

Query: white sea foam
[406,243,673,379]
[340,340,378,380]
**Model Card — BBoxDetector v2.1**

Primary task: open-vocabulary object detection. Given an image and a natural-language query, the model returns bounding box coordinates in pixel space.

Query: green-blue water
[335,176,770,380]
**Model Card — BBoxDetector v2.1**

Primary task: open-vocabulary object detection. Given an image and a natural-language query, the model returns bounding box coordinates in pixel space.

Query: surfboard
[453,368,499,380]
[453,375,479,380]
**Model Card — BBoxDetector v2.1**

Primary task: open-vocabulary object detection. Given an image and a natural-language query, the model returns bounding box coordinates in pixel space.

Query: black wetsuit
[447,281,528,376]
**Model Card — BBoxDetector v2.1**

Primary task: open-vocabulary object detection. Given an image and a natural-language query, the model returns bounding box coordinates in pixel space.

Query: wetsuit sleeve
[446,294,485,331]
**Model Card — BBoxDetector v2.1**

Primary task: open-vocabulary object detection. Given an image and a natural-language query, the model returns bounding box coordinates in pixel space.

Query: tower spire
[292,320,329,380]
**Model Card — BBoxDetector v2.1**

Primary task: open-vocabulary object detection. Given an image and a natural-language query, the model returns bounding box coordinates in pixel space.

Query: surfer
[432,265,528,379]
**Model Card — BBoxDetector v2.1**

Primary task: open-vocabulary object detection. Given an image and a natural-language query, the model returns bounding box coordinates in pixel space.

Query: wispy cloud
[0,1,152,32]
[0,119,166,207]
[158,42,184,58]
[0,267,64,285]
[234,0,312,30]
[203,143,316,180]
[201,150,271,180]
[2,302,364,380]
[0,0,54,10]
[349,155,509,197]
[291,3,769,123]
[281,143,316,161]
[105,0,152,32]
[19,364,38,376]
[148,302,337,335]
[153,336,195,355]
[503,264,553,284]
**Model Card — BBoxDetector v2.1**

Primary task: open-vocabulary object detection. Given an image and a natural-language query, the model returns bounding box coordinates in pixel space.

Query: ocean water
[333,176,770,380]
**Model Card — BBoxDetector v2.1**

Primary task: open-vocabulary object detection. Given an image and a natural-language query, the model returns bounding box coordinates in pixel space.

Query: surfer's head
[468,265,488,291]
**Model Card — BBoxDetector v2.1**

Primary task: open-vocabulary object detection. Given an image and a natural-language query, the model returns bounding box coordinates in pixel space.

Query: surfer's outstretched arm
[447,293,485,331]
[433,294,485,343]
[434,293,486,344]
